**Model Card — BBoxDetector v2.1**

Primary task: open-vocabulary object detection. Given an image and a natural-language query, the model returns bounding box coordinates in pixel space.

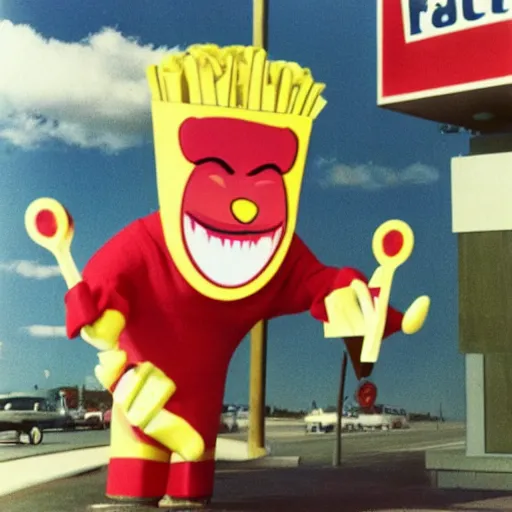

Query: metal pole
[333,350,348,467]
[248,0,269,460]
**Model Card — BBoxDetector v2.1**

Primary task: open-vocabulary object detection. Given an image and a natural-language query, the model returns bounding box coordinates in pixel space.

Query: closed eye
[194,157,235,175]
[247,163,283,176]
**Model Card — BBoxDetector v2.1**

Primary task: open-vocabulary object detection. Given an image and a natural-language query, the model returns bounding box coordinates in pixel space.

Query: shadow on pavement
[212,454,512,511]
[3,452,512,512]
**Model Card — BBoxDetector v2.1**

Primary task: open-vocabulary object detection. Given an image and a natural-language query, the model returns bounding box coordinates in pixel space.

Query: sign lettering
[402,0,512,42]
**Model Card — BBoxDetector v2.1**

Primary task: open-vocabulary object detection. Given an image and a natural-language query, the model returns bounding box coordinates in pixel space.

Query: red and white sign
[378,0,512,105]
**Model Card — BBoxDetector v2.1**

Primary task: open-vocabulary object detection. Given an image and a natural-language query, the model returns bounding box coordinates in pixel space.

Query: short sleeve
[64,220,144,338]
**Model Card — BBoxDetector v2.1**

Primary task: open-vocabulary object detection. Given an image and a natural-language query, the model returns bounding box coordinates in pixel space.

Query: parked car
[0,393,74,445]
[304,404,409,433]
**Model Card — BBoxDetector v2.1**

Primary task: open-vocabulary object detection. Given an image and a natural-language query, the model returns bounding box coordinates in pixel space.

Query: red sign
[378,0,512,104]
[356,380,377,409]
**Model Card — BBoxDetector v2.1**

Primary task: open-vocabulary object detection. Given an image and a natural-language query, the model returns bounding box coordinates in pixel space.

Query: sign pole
[248,0,269,460]
[333,350,348,467]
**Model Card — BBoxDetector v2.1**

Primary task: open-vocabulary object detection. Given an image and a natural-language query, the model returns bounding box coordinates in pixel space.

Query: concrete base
[426,448,512,491]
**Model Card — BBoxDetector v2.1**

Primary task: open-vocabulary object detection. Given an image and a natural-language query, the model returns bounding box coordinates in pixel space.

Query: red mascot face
[179,117,297,288]
[152,102,313,301]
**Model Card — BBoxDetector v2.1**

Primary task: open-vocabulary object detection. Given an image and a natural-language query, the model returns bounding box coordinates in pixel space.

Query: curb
[0,443,110,463]
[217,456,301,470]
[0,446,110,497]
[0,439,299,497]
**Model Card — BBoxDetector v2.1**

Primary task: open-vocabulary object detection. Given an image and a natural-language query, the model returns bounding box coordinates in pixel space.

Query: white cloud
[0,20,177,152]
[317,157,440,190]
[23,325,67,338]
[0,260,61,279]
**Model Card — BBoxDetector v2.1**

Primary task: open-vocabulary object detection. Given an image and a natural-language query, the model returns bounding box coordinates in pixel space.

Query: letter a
[432,0,457,28]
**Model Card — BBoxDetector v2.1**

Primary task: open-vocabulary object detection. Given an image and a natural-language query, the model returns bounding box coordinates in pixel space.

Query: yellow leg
[106,403,171,500]
[109,402,169,462]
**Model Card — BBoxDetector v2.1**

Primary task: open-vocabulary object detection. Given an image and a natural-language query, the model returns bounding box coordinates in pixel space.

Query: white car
[304,408,361,433]
[304,405,409,433]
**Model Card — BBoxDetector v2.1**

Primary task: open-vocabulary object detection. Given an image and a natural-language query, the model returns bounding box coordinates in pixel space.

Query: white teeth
[183,214,283,287]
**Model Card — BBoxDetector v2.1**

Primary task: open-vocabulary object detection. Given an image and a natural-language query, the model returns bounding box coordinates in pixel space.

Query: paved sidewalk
[0,437,266,498]
[4,451,512,511]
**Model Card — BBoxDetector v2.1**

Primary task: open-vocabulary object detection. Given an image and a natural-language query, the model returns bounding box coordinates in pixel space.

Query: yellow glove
[95,352,205,462]
[402,295,430,334]
[323,284,366,339]
[81,309,126,351]
[114,363,205,461]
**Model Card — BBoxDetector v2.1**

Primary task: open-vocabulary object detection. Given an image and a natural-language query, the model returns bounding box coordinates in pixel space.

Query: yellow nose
[231,198,259,224]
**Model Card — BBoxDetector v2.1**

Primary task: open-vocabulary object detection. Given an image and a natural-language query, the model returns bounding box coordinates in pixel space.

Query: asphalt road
[0,428,110,462]
[0,421,463,463]
[1,422,484,512]
[267,422,465,465]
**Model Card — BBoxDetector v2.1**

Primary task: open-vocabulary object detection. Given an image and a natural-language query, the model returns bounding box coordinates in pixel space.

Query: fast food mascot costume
[24,44,430,509]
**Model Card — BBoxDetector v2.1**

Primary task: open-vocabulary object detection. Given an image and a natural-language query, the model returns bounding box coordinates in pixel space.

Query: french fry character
[26,44,429,510]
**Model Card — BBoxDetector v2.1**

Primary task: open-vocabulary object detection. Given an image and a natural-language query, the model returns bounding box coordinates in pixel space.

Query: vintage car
[0,392,74,445]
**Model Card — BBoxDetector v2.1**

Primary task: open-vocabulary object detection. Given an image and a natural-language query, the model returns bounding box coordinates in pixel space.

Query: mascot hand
[323,281,430,339]
[111,362,205,462]
[323,284,366,338]
[94,348,128,390]
[401,295,430,335]
[82,309,126,351]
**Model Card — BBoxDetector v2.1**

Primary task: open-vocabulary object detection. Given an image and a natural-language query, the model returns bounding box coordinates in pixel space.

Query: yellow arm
[82,309,126,350]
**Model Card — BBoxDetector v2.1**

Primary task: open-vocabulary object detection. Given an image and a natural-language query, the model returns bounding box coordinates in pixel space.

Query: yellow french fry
[161,55,184,103]
[228,57,238,108]
[269,60,286,89]
[292,75,314,115]
[215,53,235,107]
[276,67,293,113]
[148,44,328,120]
[163,73,183,103]
[183,54,202,104]
[288,62,309,83]
[146,65,163,101]
[248,48,267,110]
[286,86,300,114]
[189,46,223,79]
[302,83,326,117]
[261,61,276,112]
[309,95,327,119]
[198,60,217,106]
[156,66,169,103]
[239,47,256,108]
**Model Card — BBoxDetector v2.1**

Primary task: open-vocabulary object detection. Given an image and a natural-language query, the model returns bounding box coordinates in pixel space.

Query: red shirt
[65,212,399,444]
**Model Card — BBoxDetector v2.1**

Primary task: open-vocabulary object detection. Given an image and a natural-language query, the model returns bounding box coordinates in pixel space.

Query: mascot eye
[195,157,235,175]
[247,164,283,176]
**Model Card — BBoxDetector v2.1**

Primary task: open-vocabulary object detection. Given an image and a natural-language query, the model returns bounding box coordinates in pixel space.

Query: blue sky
[0,0,469,419]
